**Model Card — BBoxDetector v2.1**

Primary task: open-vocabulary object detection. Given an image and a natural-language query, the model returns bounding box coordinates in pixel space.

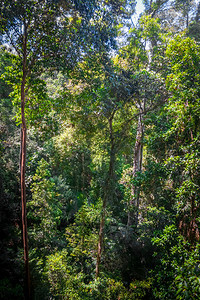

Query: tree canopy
[1,0,200,299]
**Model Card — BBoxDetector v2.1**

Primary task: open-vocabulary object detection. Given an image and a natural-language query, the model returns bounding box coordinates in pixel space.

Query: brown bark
[21,25,31,300]
[179,195,199,244]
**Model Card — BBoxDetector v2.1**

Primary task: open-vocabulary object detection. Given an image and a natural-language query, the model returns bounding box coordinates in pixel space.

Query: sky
[136,0,145,15]
[134,0,199,20]
[132,0,145,24]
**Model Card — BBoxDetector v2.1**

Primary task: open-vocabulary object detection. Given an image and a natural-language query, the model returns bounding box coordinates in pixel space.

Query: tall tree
[126,70,166,227]
[165,35,200,243]
[0,0,135,298]
[68,56,138,277]
[119,16,166,227]
[173,0,196,28]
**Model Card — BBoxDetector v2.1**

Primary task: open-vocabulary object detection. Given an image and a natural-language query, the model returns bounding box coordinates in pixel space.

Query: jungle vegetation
[1,0,200,299]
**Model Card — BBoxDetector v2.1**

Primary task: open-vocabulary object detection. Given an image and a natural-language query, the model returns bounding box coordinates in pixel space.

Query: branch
[115,98,167,152]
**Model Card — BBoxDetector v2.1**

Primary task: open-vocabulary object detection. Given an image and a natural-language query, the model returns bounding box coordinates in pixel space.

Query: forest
[1,0,200,299]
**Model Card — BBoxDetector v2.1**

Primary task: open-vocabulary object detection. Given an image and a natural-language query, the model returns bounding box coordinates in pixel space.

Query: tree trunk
[21,27,31,300]
[96,117,116,278]
[179,195,200,244]
[186,11,189,28]
[127,110,144,228]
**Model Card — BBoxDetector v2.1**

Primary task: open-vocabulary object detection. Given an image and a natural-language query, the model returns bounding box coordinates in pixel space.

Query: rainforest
[1,0,200,299]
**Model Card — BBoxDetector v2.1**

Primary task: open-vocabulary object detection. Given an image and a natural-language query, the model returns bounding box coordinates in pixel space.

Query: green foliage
[45,249,80,299]
[143,0,169,14]
[152,225,200,299]
[28,159,63,251]
[173,0,195,25]
[0,47,12,98]
[44,251,152,300]
[139,15,161,42]
[32,199,153,299]
[0,48,24,300]
[64,201,100,276]
[2,1,200,299]
[188,21,200,41]
[139,206,173,238]
[0,278,23,300]
[1,57,51,125]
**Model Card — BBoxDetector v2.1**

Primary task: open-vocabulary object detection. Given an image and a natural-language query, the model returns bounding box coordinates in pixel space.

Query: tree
[67,55,138,277]
[0,0,135,298]
[152,225,200,299]
[173,0,196,28]
[118,16,166,227]
[188,2,200,41]
[121,70,166,227]
[0,48,24,299]
[165,35,200,243]
[142,0,169,17]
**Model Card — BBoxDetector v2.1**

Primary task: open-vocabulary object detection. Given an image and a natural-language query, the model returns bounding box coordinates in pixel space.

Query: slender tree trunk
[96,117,116,278]
[127,110,144,228]
[21,27,31,300]
[195,3,200,22]
[186,12,189,28]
